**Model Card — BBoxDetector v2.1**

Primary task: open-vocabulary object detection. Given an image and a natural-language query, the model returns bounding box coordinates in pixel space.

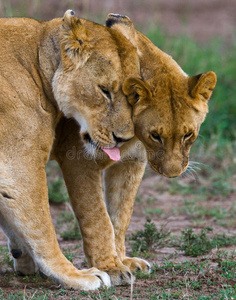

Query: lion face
[124,71,217,178]
[53,11,141,158]
[105,13,217,176]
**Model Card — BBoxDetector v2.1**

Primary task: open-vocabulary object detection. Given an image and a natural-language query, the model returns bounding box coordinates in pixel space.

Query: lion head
[123,71,217,177]
[107,14,217,177]
[53,11,141,160]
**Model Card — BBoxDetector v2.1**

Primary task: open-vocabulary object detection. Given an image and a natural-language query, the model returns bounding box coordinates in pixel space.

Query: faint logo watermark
[66,142,165,162]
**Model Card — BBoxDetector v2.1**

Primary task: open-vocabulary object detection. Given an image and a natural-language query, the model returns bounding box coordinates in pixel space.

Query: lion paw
[123,257,151,274]
[72,268,111,290]
[12,250,37,275]
[39,267,111,290]
[104,265,135,286]
[79,267,111,288]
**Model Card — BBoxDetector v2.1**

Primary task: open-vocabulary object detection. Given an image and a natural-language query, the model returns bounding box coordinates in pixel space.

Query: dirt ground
[0,0,236,299]
[0,169,235,298]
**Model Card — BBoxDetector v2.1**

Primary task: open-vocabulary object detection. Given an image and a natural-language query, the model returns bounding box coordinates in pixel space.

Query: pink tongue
[102,147,120,161]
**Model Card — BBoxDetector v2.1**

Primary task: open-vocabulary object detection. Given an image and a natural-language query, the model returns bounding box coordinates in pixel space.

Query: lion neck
[136,31,187,87]
[38,19,63,105]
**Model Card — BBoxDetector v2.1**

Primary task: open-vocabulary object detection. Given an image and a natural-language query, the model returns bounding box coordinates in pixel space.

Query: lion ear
[106,14,137,46]
[189,71,217,102]
[60,10,90,68]
[123,77,152,106]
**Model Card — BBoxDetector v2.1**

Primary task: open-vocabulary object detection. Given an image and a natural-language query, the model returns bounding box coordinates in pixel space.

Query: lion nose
[112,132,132,143]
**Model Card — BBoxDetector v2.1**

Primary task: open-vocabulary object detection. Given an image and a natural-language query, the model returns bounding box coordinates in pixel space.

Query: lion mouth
[102,147,120,161]
[83,132,121,161]
[83,133,97,147]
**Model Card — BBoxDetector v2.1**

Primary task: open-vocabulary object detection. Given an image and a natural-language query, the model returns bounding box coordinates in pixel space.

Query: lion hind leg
[0,169,110,290]
[104,158,152,275]
[0,211,37,275]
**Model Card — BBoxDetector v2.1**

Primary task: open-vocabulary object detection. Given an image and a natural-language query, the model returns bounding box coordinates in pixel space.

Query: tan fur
[51,14,217,286]
[0,11,144,290]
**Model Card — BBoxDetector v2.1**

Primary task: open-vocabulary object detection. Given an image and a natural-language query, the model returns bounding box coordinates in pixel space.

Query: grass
[149,251,236,299]
[84,250,236,299]
[48,178,69,204]
[145,208,163,215]
[130,219,171,254]
[46,161,69,204]
[179,227,236,256]
[0,246,13,269]
[57,211,82,241]
[63,247,77,263]
[130,220,236,258]
[0,288,68,300]
[1,224,236,298]
[179,199,235,218]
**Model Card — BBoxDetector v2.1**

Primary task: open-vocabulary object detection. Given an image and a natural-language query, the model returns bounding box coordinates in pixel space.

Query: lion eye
[99,86,112,101]
[151,132,162,143]
[184,132,193,141]
[134,93,140,102]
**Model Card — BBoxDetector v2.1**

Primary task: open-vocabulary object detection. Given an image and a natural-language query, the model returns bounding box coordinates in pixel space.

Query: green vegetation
[148,251,236,299]
[48,178,69,204]
[60,225,82,241]
[63,247,77,263]
[0,246,13,269]
[130,220,236,257]
[145,208,163,215]
[57,211,82,241]
[0,288,68,300]
[178,199,236,227]
[180,227,236,256]
[130,219,171,254]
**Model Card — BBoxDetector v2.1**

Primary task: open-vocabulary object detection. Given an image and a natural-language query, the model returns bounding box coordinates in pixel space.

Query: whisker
[93,141,101,164]
[189,161,203,165]
[188,165,201,171]
[182,164,200,182]
[180,171,189,179]
[189,160,209,168]
[188,166,200,174]
[186,169,195,179]
[180,170,192,180]
[189,162,201,168]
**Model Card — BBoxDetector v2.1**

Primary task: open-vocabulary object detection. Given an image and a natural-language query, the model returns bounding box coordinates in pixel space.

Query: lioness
[0,11,144,290]
[51,15,217,286]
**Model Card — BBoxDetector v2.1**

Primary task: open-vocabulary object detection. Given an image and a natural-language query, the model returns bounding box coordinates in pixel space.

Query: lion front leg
[104,158,151,274]
[53,119,134,286]
[0,161,110,290]
[59,156,134,286]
